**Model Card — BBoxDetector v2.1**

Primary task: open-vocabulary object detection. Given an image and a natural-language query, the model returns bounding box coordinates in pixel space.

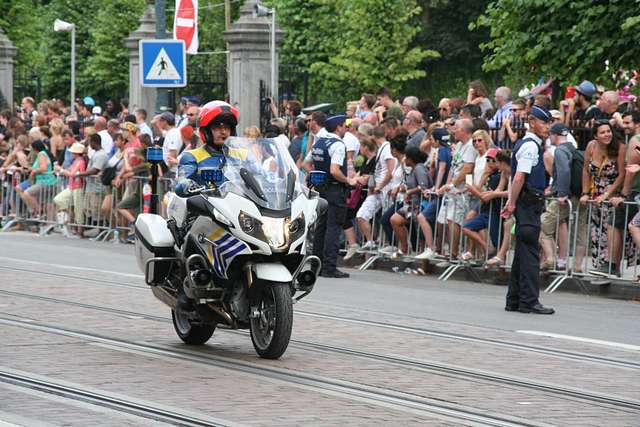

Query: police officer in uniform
[501,106,555,314]
[305,114,351,278]
[176,100,239,196]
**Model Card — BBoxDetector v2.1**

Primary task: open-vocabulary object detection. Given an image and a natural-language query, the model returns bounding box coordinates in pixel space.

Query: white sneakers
[343,244,360,260]
[414,248,437,260]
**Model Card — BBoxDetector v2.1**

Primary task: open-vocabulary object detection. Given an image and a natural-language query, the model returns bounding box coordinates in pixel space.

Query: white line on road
[517,330,640,352]
[0,256,143,279]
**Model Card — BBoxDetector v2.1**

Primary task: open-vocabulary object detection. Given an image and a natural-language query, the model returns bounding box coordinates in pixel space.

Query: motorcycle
[134,137,321,359]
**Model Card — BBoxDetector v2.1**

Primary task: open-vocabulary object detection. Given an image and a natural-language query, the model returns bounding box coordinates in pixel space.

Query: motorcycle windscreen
[219,137,304,211]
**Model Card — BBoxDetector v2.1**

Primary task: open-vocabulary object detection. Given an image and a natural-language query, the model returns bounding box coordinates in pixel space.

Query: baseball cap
[549,123,569,136]
[576,80,597,98]
[432,128,450,145]
[83,96,95,107]
[486,147,500,159]
[159,112,175,125]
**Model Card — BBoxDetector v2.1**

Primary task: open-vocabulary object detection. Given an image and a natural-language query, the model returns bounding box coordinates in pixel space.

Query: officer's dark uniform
[506,106,554,314]
[310,129,349,276]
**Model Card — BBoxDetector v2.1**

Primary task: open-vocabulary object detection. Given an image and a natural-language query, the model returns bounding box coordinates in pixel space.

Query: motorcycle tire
[249,282,293,359]
[171,309,216,345]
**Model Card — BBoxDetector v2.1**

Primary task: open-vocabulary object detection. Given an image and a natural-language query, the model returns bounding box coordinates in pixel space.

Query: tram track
[0,369,231,426]
[2,288,640,414]
[0,315,555,427]
[1,265,638,371]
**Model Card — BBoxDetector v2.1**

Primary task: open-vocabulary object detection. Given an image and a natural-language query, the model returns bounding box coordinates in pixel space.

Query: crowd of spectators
[278,80,640,280]
[0,95,201,242]
[3,79,640,281]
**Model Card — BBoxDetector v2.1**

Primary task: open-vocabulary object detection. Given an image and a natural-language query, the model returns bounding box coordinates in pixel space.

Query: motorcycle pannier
[135,214,175,285]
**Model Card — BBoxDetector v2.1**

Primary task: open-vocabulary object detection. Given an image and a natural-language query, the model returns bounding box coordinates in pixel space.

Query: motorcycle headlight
[261,217,287,249]
[239,211,260,235]
[288,212,305,243]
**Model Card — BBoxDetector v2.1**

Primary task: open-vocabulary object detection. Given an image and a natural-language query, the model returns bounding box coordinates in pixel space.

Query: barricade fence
[341,183,640,291]
[3,165,640,290]
[0,169,174,243]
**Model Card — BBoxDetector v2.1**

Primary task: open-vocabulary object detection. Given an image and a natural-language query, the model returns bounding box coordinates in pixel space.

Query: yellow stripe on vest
[189,146,211,163]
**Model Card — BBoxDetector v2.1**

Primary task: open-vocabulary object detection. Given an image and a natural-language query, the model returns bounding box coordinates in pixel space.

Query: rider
[175,100,239,197]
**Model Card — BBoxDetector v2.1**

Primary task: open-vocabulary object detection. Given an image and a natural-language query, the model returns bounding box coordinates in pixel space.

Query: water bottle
[143,183,152,214]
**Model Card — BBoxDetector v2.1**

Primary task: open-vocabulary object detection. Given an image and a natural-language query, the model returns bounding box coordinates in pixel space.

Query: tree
[409,0,495,100]
[0,0,46,80]
[83,0,146,102]
[270,0,434,104]
[473,0,640,87]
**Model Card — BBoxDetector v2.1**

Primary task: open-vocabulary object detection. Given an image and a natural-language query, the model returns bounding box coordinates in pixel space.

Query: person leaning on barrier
[304,113,351,278]
[53,142,86,236]
[77,133,108,237]
[610,112,640,249]
[501,106,555,315]
[540,123,586,272]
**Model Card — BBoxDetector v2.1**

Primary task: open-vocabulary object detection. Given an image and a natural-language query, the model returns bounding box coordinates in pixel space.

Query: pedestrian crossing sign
[140,39,187,87]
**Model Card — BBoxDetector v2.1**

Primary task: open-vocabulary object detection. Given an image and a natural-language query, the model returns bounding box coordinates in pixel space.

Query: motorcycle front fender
[253,263,293,283]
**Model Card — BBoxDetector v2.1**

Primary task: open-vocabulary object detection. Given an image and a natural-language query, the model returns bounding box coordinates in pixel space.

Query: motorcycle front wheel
[172,309,216,345]
[249,283,293,359]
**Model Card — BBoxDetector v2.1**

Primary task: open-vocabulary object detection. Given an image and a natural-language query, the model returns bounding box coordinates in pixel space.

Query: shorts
[356,193,383,221]
[464,213,489,231]
[420,198,439,226]
[117,190,141,211]
[25,183,43,197]
[16,180,29,191]
[437,193,468,226]
[84,192,103,219]
[611,197,639,230]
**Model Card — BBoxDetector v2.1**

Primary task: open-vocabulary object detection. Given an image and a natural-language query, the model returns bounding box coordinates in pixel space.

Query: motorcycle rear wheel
[172,309,216,345]
[249,283,293,359]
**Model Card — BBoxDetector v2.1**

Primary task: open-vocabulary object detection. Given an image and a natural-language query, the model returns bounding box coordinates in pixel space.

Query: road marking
[517,330,640,351]
[0,256,143,279]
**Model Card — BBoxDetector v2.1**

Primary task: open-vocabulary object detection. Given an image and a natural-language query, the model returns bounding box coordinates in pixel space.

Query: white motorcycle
[134,137,321,359]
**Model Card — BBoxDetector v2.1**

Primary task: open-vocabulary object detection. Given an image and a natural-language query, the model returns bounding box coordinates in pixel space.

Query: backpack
[570,149,584,197]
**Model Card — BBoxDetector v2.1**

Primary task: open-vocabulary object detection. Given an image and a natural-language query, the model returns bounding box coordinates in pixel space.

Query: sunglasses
[187,113,197,117]
[439,107,449,111]
[487,158,496,163]
[473,138,484,143]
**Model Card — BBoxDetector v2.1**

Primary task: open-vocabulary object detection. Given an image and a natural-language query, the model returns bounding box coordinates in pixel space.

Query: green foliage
[474,0,640,87]
[0,0,46,79]
[411,0,495,100]
[83,0,146,101]
[270,0,434,105]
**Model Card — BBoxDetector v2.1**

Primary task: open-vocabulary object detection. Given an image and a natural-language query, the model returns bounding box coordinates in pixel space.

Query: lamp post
[54,19,76,116]
[253,2,277,109]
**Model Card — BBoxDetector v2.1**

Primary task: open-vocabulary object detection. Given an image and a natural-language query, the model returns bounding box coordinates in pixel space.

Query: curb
[339,255,640,302]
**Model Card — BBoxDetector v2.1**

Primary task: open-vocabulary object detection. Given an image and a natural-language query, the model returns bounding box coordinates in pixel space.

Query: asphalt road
[1,231,638,346]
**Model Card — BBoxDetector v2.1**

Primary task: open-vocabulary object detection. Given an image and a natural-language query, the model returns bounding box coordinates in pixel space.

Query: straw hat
[69,142,86,154]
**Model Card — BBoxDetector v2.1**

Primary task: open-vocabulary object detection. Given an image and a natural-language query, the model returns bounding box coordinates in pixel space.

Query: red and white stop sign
[174,0,198,54]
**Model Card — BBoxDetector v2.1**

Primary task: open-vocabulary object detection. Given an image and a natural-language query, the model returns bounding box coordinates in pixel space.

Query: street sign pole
[155,0,170,114]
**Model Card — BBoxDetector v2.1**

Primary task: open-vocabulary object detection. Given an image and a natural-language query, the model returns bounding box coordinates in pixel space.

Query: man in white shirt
[437,119,478,259]
[356,126,396,251]
[94,117,114,155]
[157,112,183,177]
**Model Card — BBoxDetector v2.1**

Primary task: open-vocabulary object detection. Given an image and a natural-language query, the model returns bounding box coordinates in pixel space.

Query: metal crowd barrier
[341,184,640,290]
[0,170,174,243]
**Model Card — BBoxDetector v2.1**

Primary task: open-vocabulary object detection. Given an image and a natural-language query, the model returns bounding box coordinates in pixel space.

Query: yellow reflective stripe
[189,146,210,163]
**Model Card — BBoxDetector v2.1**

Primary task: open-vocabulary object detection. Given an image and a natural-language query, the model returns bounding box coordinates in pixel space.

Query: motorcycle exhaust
[297,270,316,291]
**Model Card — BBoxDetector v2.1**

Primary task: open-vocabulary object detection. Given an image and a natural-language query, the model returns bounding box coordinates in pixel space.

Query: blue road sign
[140,39,187,87]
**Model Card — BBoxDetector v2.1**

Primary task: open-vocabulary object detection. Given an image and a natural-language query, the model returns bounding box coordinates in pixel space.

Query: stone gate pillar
[224,1,284,133]
[0,28,17,110]
[125,1,157,116]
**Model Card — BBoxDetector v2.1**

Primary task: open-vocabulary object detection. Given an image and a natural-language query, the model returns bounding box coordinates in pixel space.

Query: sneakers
[391,249,405,259]
[556,259,567,270]
[343,244,360,260]
[358,241,378,253]
[485,256,504,267]
[379,245,397,255]
[460,251,474,262]
[540,260,554,271]
[414,248,437,260]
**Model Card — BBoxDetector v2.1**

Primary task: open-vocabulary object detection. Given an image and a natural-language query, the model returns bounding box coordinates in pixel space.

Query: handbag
[346,186,362,209]
[101,158,123,186]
